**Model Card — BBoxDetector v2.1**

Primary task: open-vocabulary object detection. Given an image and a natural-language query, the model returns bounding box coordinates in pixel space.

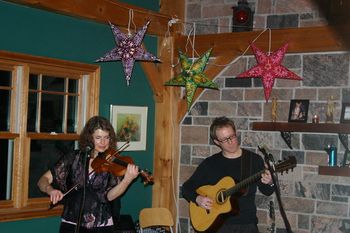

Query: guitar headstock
[275,156,297,174]
[140,169,154,185]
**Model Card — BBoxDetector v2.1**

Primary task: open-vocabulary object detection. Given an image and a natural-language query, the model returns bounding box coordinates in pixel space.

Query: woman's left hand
[107,163,140,201]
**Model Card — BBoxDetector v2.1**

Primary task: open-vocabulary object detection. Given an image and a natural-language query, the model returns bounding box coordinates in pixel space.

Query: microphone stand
[75,147,92,233]
[258,146,293,233]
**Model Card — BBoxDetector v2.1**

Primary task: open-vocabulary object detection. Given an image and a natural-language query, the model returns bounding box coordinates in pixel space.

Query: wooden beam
[174,26,350,57]
[152,36,181,218]
[150,1,184,226]
[7,0,172,36]
[140,61,164,103]
[140,43,164,103]
[159,0,185,34]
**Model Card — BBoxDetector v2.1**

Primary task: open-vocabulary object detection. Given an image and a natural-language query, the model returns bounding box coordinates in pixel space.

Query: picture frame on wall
[340,102,350,123]
[110,105,148,151]
[288,99,309,123]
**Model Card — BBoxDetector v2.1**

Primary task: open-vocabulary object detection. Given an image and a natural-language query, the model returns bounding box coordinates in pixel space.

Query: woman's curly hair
[79,116,117,151]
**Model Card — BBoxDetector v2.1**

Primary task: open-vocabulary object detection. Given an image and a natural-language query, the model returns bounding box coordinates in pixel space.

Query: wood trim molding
[0,50,99,73]
[0,51,99,221]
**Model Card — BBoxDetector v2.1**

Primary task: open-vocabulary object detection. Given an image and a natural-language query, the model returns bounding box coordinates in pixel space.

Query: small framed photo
[110,105,148,151]
[288,99,309,122]
[340,103,350,123]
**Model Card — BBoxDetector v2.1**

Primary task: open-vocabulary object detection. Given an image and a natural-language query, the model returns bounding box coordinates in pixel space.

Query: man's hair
[209,116,236,140]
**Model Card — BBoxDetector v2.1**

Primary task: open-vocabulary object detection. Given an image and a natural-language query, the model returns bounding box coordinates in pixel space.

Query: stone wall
[178,1,350,233]
[185,0,327,34]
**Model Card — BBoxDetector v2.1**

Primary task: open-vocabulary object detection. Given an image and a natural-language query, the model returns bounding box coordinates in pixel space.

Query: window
[0,51,100,221]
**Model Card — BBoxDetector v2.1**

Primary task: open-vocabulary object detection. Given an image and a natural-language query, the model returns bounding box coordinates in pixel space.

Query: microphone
[258,144,268,157]
[83,145,93,156]
[258,144,275,171]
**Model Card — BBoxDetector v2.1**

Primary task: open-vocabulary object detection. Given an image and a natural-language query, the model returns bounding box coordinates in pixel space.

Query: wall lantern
[232,0,254,32]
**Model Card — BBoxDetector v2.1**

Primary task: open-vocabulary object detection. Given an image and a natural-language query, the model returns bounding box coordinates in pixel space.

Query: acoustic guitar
[189,156,296,232]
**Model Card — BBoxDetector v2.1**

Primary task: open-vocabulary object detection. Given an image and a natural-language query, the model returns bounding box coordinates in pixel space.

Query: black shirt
[50,150,120,229]
[182,149,274,225]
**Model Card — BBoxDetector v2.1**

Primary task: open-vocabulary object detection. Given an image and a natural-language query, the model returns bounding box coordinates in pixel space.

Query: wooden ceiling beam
[140,60,163,103]
[175,26,350,57]
[174,25,350,121]
[7,0,172,36]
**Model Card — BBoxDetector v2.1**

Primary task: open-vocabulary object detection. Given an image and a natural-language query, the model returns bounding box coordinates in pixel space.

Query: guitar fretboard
[224,170,265,197]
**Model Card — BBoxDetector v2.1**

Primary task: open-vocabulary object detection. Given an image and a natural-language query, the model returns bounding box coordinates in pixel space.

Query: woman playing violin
[37,116,139,233]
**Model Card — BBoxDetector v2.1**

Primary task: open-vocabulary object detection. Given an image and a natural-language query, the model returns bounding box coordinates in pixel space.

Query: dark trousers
[59,222,114,233]
[216,223,259,233]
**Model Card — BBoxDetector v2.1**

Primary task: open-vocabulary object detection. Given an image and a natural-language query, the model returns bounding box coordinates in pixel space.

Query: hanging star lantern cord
[165,48,219,111]
[236,43,302,102]
[96,20,160,85]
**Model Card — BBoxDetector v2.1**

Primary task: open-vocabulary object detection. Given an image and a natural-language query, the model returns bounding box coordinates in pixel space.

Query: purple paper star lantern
[96,20,160,85]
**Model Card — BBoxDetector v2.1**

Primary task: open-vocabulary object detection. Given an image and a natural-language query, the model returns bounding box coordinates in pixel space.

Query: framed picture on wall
[110,105,148,151]
[340,103,350,123]
[288,99,309,123]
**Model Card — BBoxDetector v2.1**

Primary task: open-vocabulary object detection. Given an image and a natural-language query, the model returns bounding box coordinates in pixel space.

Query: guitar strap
[240,150,252,182]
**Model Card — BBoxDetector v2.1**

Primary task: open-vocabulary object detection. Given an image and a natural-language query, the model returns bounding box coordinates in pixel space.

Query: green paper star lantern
[165,49,219,111]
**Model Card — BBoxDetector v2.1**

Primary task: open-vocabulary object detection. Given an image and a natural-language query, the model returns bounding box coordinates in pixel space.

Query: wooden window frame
[0,50,100,221]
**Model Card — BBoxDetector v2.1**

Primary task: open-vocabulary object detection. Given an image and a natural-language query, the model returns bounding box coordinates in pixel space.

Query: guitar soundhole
[216,190,226,204]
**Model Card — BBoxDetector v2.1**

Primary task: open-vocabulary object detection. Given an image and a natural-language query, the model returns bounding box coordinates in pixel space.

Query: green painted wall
[0,0,158,232]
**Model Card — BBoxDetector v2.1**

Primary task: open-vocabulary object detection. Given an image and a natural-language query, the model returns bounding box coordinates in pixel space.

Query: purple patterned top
[50,150,119,229]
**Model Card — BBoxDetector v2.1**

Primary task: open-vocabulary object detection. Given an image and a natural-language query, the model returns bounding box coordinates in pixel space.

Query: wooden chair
[139,207,174,233]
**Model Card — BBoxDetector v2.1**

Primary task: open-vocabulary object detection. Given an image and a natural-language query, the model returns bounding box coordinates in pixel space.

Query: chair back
[139,207,174,233]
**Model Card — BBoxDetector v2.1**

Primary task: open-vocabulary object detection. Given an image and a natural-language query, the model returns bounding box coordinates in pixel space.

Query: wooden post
[152,36,181,223]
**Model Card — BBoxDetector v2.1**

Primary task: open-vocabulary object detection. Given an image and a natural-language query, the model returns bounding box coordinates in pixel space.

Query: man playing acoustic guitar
[182,116,274,233]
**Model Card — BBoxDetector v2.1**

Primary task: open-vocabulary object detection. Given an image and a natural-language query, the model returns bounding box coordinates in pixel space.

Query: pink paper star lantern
[237,43,302,102]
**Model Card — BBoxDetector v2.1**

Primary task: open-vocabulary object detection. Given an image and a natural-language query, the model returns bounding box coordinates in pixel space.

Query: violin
[91,147,154,185]
[48,144,153,209]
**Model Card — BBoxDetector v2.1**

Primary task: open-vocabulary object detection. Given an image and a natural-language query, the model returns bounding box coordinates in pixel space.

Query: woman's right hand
[38,170,64,204]
[48,188,64,205]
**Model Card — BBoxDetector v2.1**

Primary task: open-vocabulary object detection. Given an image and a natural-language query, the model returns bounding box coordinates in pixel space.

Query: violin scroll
[139,169,154,185]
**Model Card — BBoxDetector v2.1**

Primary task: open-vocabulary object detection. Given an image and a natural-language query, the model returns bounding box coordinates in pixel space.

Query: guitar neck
[226,170,265,196]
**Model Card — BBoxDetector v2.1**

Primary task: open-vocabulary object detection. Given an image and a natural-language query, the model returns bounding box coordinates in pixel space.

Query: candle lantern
[232,0,254,32]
